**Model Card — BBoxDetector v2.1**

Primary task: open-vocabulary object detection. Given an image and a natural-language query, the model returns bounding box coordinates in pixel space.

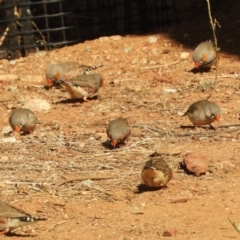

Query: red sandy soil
[1,1,240,239]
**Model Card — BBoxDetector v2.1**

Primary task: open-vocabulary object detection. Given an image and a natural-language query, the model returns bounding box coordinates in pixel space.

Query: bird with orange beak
[192,40,219,69]
[9,108,38,133]
[141,157,172,188]
[45,62,102,87]
[106,118,131,148]
[183,99,221,129]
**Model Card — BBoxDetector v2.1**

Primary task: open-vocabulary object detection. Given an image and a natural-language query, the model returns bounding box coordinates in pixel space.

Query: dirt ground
[1,2,240,240]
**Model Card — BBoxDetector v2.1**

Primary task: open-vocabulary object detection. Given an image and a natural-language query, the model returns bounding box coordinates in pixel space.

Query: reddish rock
[182,152,208,176]
[163,228,177,237]
[170,196,191,203]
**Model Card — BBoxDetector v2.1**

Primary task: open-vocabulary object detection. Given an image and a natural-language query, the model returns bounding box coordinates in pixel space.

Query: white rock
[34,51,47,57]
[20,75,45,85]
[23,98,51,111]
[110,35,122,41]
[8,86,18,91]
[0,137,17,143]
[98,36,110,42]
[148,36,158,43]
[0,156,9,161]
[0,74,19,82]
[151,49,158,55]
[2,126,12,135]
[124,47,132,53]
[180,52,190,60]
[164,88,177,93]
[9,60,16,65]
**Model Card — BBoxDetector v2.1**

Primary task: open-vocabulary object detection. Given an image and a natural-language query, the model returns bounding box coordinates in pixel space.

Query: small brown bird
[192,40,219,68]
[0,200,46,234]
[57,73,103,101]
[9,108,38,133]
[106,118,131,148]
[45,62,102,86]
[141,157,172,188]
[183,99,221,128]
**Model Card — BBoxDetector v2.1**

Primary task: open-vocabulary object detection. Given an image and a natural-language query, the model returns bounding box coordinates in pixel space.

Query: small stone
[1,156,9,161]
[140,59,147,64]
[2,126,13,135]
[164,88,177,93]
[182,152,208,176]
[8,86,18,92]
[98,36,110,42]
[34,51,47,57]
[170,196,191,203]
[151,48,158,55]
[20,75,45,85]
[110,35,122,41]
[163,228,177,237]
[148,36,158,43]
[0,137,17,143]
[9,60,16,65]
[23,98,51,111]
[0,74,19,83]
[180,52,190,60]
[124,47,132,53]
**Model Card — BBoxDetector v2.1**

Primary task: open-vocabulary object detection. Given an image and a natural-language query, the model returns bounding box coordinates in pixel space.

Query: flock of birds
[1,40,220,234]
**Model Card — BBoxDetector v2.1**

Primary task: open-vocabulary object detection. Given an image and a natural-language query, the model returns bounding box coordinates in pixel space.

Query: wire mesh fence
[0,0,178,59]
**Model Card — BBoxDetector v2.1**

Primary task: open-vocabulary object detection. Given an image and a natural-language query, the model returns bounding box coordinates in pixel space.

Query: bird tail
[83,64,103,74]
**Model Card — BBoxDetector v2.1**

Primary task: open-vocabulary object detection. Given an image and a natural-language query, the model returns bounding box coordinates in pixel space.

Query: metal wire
[0,0,178,59]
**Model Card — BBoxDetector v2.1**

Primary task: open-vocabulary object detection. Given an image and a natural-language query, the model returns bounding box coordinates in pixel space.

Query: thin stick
[228,218,240,236]
[140,61,179,71]
[56,176,113,187]
[206,0,221,81]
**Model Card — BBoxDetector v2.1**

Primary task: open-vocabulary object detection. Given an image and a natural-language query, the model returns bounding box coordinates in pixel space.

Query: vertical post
[19,0,35,55]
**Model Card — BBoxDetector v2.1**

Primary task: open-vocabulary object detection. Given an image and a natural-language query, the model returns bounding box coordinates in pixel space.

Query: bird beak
[47,78,53,86]
[111,139,118,148]
[14,126,21,132]
[215,115,220,122]
[194,62,200,68]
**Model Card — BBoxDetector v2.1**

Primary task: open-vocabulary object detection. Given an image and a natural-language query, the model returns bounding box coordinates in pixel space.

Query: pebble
[0,137,17,143]
[8,86,18,92]
[20,75,45,85]
[23,98,51,111]
[0,74,19,83]
[182,152,208,176]
[2,126,12,135]
[148,36,158,43]
[180,52,190,59]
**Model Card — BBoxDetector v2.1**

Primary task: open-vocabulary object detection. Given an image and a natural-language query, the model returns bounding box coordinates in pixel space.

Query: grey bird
[183,99,221,128]
[192,40,219,68]
[9,108,38,133]
[106,118,131,148]
[45,62,102,86]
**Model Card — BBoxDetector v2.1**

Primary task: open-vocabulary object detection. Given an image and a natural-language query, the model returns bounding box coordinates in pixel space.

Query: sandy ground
[1,1,240,239]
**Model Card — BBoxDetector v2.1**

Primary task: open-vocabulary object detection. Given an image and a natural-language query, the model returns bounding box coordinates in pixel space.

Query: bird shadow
[180,124,216,131]
[4,232,34,237]
[55,99,85,104]
[102,140,124,150]
[135,184,167,194]
[189,67,211,74]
